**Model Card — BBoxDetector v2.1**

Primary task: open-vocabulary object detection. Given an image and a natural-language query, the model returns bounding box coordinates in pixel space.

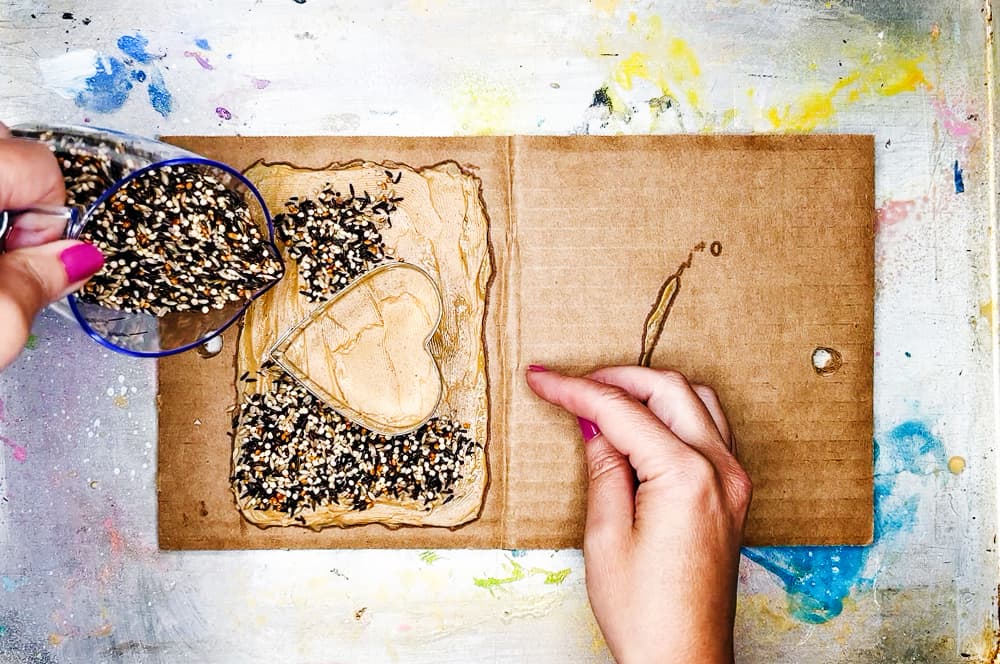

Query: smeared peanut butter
[233,160,491,529]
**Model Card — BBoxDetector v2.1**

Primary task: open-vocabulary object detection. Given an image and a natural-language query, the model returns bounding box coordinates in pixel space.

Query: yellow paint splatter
[735,594,801,647]
[980,300,993,321]
[113,395,129,409]
[452,75,514,135]
[766,55,930,132]
[948,456,966,474]
[48,633,63,646]
[90,623,114,638]
[589,615,608,654]
[593,0,621,14]
[597,14,704,119]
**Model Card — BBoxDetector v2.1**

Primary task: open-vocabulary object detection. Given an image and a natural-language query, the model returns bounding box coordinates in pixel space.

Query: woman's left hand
[0,122,105,370]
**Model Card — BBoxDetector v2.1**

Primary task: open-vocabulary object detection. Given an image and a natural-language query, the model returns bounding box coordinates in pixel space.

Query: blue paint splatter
[743,420,944,624]
[195,38,211,50]
[1,576,24,592]
[75,56,133,113]
[147,69,173,118]
[509,549,527,558]
[116,33,158,63]
[953,160,965,193]
[904,351,911,358]
[72,37,174,117]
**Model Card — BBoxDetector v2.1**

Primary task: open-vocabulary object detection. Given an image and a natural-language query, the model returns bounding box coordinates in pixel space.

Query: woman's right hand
[527,366,752,664]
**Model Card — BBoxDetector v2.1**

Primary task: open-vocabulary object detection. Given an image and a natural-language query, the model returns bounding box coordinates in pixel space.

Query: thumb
[526,368,636,542]
[0,241,104,368]
[582,432,636,543]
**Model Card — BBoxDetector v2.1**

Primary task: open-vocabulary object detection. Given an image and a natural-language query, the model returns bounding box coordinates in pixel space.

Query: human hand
[526,366,751,664]
[0,122,104,370]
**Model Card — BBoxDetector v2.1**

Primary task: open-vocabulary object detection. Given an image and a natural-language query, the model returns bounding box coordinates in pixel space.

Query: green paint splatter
[0,624,7,637]
[542,567,571,585]
[474,560,528,595]
[418,550,441,565]
[24,334,38,350]
[473,557,572,595]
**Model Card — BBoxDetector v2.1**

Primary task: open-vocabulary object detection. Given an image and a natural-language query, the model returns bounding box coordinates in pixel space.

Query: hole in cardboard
[812,347,842,375]
[197,335,224,358]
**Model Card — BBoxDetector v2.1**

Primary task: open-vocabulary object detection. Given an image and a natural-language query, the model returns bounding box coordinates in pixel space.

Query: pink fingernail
[60,243,104,283]
[527,364,548,372]
[578,417,600,441]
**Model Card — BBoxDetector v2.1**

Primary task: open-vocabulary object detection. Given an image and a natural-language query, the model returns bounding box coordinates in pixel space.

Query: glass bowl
[10,124,284,357]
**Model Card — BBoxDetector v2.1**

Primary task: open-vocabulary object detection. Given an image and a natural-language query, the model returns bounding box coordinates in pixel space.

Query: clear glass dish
[6,124,284,358]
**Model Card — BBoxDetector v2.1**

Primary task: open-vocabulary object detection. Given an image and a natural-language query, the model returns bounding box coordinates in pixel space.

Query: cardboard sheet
[158,135,874,549]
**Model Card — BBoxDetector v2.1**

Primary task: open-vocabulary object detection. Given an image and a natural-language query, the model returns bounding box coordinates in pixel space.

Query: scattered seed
[272,176,397,302]
[233,171,482,517]
[232,368,479,516]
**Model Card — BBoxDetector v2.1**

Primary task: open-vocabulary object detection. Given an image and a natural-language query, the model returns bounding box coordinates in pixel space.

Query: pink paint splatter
[184,50,215,70]
[216,106,232,120]
[251,77,271,89]
[1,436,27,463]
[876,199,915,230]
[932,99,979,139]
[103,517,126,555]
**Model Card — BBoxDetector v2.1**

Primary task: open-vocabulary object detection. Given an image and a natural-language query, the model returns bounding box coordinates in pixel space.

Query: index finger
[526,370,701,482]
[0,136,66,211]
[588,366,730,460]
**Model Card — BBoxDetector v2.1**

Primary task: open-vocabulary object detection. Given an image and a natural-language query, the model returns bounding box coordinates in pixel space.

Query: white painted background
[0,1,997,661]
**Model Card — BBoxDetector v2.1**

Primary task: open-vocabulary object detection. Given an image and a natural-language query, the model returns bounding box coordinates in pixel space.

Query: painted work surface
[0,0,996,661]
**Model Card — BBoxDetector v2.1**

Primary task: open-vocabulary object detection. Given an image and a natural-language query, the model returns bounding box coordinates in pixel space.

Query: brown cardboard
[158,135,874,549]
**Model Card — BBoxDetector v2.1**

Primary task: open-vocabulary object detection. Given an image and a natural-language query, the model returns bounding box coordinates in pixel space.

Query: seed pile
[49,134,135,209]
[30,130,283,316]
[233,369,480,517]
[76,164,283,316]
[273,173,401,301]
[236,170,483,517]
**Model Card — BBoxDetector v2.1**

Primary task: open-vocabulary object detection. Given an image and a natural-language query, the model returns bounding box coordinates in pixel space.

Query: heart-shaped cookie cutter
[268,262,445,437]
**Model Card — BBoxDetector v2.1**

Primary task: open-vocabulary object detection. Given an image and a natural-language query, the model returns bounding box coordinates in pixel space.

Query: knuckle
[692,384,718,403]
[0,292,29,364]
[727,467,753,509]
[594,383,633,408]
[6,254,49,304]
[0,269,33,320]
[655,368,690,391]
[586,447,627,483]
[677,452,717,486]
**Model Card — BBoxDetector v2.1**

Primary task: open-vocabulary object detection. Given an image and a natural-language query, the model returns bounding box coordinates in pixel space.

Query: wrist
[614,635,733,664]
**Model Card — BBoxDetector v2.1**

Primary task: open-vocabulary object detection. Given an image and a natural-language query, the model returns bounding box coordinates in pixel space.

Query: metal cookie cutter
[268,262,446,437]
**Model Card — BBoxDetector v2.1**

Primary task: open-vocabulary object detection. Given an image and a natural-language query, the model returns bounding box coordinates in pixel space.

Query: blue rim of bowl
[68,156,285,359]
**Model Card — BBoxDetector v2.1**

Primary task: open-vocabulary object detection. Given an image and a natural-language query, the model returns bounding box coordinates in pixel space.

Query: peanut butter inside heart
[269,262,444,436]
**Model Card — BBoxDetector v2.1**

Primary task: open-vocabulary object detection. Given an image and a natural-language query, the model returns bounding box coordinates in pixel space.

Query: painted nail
[60,243,104,283]
[527,364,548,372]
[578,417,601,441]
